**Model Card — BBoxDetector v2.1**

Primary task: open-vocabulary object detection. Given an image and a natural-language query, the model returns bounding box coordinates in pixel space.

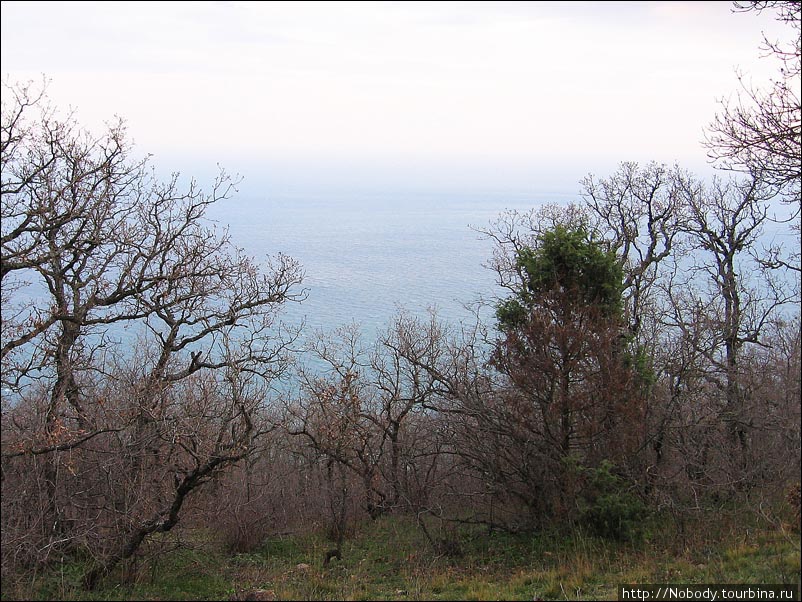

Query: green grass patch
[3,511,799,601]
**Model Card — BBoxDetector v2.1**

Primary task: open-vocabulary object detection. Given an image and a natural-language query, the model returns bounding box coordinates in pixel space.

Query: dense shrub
[578,461,648,542]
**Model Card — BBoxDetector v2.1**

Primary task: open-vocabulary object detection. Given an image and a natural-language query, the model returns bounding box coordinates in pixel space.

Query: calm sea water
[1,187,571,399]
[206,189,571,340]
[3,185,795,400]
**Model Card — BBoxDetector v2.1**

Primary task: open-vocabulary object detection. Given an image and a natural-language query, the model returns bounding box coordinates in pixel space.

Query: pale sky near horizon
[0,1,792,192]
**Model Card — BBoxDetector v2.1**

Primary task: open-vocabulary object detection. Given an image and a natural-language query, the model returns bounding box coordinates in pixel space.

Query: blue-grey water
[1,187,571,400]
[2,185,797,403]
[205,189,571,340]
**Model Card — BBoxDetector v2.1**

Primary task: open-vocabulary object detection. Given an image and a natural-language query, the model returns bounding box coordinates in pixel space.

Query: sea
[4,177,795,400]
[1,183,576,401]
[204,187,574,343]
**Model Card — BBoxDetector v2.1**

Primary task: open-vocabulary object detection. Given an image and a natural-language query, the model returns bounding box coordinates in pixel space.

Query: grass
[2,511,799,601]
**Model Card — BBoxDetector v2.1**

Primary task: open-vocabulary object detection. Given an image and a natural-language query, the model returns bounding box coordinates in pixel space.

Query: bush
[578,461,648,542]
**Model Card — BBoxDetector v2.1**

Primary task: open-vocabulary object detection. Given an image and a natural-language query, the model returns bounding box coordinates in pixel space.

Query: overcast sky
[0,1,790,192]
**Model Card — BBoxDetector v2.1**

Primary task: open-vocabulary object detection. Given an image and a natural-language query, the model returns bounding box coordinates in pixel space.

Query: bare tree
[705,1,801,207]
[0,80,303,587]
[581,162,691,338]
[287,312,450,517]
[664,174,796,472]
[287,324,385,527]
[370,311,452,512]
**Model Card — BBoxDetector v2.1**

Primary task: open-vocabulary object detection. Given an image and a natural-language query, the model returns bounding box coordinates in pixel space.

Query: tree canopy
[496,224,623,330]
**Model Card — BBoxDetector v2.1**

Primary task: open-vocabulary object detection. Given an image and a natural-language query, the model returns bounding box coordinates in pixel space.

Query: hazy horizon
[1,1,789,193]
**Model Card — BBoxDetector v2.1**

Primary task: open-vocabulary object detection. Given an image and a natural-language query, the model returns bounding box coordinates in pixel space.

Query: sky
[0,1,792,193]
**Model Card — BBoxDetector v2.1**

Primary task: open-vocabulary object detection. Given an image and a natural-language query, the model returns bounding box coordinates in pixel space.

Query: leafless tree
[661,174,797,476]
[581,162,691,338]
[705,1,801,209]
[287,324,384,527]
[287,312,452,517]
[0,80,303,587]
